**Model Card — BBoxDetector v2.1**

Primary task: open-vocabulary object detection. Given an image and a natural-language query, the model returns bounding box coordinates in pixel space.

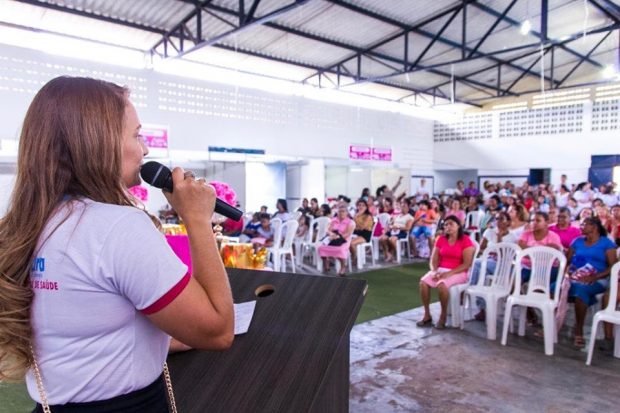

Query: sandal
[416,318,433,327]
[574,335,585,348]
[434,322,447,330]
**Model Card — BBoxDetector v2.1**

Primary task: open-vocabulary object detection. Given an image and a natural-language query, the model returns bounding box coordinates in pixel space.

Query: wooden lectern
[167,268,366,412]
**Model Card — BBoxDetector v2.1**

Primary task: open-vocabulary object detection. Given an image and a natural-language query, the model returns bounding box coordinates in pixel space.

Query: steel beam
[326,0,553,83]
[471,1,602,69]
[557,31,613,87]
[468,0,518,58]
[588,0,620,22]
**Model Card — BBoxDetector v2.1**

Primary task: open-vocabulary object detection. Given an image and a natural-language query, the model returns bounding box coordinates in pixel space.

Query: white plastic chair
[266,218,283,268]
[372,213,391,261]
[462,243,521,340]
[294,215,314,266]
[290,210,302,222]
[587,261,620,364]
[501,246,567,356]
[270,220,298,273]
[447,239,480,328]
[299,216,330,269]
[396,236,411,264]
[356,221,378,270]
[465,210,484,242]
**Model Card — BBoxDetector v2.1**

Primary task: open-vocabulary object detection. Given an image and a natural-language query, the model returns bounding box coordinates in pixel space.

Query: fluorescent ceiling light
[602,65,617,79]
[520,20,532,36]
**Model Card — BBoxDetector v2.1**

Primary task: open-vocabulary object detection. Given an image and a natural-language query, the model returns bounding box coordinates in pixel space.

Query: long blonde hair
[0,77,135,380]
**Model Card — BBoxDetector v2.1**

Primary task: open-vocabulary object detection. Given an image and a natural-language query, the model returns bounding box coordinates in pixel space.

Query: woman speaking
[0,77,234,412]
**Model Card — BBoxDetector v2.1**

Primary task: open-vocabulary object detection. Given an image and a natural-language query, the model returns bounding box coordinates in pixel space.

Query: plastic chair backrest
[478,242,521,292]
[465,210,482,229]
[366,220,378,244]
[466,239,481,280]
[604,261,620,313]
[291,210,302,222]
[304,216,315,243]
[272,218,283,247]
[377,213,391,230]
[515,246,566,302]
[281,220,299,250]
[314,216,331,243]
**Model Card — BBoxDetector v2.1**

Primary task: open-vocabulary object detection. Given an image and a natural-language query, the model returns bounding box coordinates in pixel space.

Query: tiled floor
[349,304,620,412]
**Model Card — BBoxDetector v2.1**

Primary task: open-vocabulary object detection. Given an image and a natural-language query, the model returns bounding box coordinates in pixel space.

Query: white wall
[245,162,286,214]
[0,43,434,213]
[434,100,620,188]
[434,169,477,194]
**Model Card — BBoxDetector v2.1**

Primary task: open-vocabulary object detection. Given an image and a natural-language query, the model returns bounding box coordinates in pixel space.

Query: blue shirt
[570,236,616,273]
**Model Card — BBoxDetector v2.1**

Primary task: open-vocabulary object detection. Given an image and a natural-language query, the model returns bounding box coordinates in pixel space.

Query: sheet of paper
[234,301,256,335]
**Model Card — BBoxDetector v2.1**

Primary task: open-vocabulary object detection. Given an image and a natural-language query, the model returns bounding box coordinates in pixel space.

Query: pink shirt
[446,210,465,224]
[436,235,474,269]
[519,229,562,249]
[519,229,562,268]
[549,224,581,250]
[330,216,354,240]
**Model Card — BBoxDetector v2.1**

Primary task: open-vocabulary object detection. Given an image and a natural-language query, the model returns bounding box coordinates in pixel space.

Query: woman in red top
[417,216,475,329]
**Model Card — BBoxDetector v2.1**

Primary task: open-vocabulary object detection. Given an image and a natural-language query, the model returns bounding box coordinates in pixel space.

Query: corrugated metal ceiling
[1,0,618,107]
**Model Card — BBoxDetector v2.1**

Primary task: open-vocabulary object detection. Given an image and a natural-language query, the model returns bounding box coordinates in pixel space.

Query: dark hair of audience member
[444,215,465,239]
[356,199,372,216]
[276,198,288,212]
[320,203,331,217]
[583,216,608,237]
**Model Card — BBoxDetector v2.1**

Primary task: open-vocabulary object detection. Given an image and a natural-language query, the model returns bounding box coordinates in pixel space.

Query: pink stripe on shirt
[140,273,191,315]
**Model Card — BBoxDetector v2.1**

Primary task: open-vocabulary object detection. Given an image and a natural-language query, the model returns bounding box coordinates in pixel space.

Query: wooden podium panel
[167,269,367,413]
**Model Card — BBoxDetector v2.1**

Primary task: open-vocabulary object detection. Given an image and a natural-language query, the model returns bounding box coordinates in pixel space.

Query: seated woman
[446,198,465,224]
[272,198,291,221]
[309,197,320,217]
[350,199,374,262]
[379,199,414,262]
[469,211,519,321]
[557,217,617,348]
[417,216,476,329]
[297,198,311,214]
[610,204,620,246]
[518,211,563,285]
[507,204,529,240]
[549,207,581,252]
[295,214,310,240]
[410,200,438,258]
[318,205,356,276]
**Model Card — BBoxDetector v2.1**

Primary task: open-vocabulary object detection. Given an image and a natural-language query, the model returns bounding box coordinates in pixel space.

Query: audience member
[319,205,356,276]
[350,199,374,262]
[417,216,475,329]
[556,217,617,348]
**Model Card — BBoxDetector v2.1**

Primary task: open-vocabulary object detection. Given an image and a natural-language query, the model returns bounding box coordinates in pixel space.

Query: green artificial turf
[0,382,32,413]
[0,263,434,411]
[351,262,434,324]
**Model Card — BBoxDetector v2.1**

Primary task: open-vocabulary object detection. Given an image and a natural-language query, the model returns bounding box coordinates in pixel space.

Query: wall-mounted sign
[141,125,168,148]
[372,147,392,162]
[349,144,372,160]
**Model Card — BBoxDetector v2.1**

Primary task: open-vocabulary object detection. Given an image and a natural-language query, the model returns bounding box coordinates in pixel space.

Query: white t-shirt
[555,192,569,208]
[483,228,518,245]
[600,193,618,208]
[27,199,187,404]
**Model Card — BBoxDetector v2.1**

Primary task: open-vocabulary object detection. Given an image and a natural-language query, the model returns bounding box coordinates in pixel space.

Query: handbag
[328,235,346,246]
[31,346,177,413]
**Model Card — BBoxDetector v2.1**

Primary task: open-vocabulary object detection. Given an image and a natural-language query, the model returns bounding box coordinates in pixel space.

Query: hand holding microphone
[140,161,243,222]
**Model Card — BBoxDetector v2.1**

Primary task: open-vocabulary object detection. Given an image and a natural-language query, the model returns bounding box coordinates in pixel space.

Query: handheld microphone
[140,161,243,221]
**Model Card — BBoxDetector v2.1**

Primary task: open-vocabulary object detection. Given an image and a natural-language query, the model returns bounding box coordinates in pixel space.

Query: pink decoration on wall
[349,144,372,160]
[128,185,148,201]
[210,181,237,206]
[141,126,168,148]
[372,147,392,161]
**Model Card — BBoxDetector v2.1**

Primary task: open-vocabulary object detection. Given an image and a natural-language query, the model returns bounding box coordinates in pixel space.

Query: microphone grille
[140,161,170,189]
